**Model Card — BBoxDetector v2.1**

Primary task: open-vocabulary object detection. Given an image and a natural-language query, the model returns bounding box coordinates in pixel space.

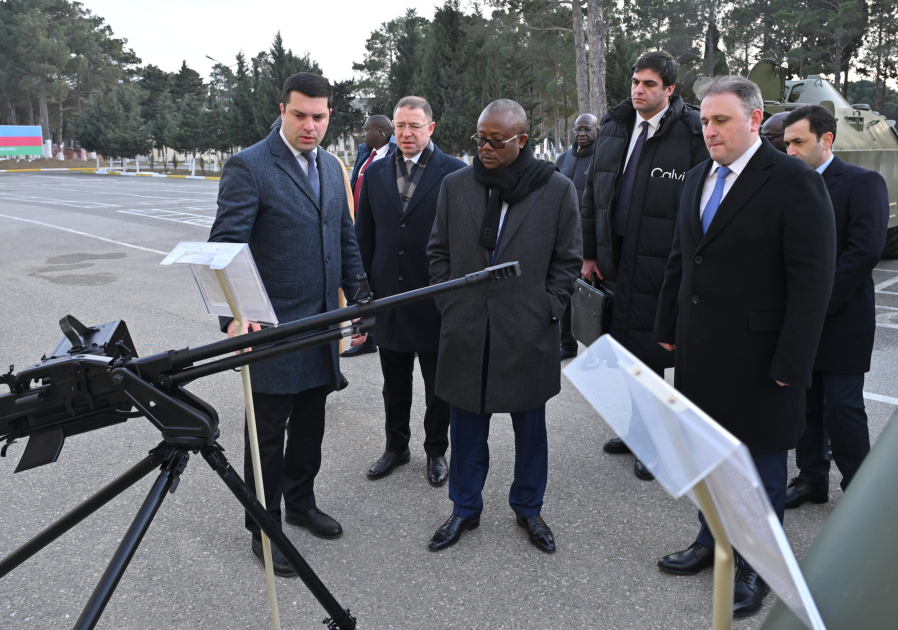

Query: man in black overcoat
[209,73,365,577]
[555,112,597,360]
[653,76,836,616]
[782,105,889,507]
[355,96,465,486]
[580,50,709,480]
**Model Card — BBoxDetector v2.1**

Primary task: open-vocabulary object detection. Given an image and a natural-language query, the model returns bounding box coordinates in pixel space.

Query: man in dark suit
[355,96,465,486]
[209,72,365,577]
[653,76,836,616]
[426,99,581,553]
[760,111,789,152]
[581,51,709,481]
[782,104,889,507]
[554,112,597,360]
[343,114,396,358]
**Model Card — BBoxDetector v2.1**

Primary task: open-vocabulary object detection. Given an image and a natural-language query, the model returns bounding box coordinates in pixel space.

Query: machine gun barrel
[132,262,521,382]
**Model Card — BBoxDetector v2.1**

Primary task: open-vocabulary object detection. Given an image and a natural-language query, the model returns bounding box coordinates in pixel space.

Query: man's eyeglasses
[573,126,596,133]
[393,122,432,132]
[471,134,520,149]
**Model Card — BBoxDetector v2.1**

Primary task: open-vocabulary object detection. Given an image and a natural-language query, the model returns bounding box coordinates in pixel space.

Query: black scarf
[473,140,556,251]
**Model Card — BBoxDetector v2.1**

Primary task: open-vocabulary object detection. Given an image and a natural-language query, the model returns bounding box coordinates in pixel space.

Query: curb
[0,167,98,173]
[89,170,221,181]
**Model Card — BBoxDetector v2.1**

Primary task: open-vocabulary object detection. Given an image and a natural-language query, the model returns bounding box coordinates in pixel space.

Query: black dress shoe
[559,345,578,361]
[341,339,377,357]
[733,565,769,617]
[366,449,411,480]
[516,515,556,553]
[428,514,479,551]
[658,541,714,575]
[785,477,828,509]
[634,459,654,481]
[427,455,449,487]
[285,508,343,539]
[602,437,631,455]
[251,536,297,578]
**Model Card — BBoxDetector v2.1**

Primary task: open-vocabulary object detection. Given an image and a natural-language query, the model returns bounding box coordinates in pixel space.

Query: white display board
[563,335,825,630]
[161,242,278,326]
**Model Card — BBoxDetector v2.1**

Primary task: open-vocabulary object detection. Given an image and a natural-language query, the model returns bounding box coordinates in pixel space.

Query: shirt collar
[637,102,669,131]
[709,137,763,178]
[279,127,317,159]
[816,154,835,175]
[373,143,390,157]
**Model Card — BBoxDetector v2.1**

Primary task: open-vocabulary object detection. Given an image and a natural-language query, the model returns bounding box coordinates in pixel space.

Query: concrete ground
[0,172,895,629]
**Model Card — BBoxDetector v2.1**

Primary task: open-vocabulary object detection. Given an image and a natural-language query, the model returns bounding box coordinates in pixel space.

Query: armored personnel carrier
[744,60,898,257]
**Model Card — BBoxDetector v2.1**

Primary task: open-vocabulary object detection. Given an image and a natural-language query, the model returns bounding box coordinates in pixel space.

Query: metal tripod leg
[0,447,165,579]
[201,444,357,630]
[72,446,190,630]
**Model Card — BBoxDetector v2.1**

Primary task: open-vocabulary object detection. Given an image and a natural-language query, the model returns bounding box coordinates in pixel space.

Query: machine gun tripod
[0,262,521,630]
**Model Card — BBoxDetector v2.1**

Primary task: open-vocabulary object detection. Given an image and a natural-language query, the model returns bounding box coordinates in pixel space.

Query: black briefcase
[571,275,613,347]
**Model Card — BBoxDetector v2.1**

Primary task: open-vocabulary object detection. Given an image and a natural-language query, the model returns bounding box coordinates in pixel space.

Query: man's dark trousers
[797,371,869,491]
[378,348,449,456]
[448,404,548,519]
[243,386,329,536]
[696,449,787,568]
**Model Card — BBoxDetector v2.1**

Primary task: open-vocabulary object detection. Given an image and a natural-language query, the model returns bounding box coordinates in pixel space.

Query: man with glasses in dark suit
[355,97,466,487]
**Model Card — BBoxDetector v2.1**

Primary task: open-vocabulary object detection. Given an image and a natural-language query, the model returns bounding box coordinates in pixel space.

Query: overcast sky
[80,0,442,82]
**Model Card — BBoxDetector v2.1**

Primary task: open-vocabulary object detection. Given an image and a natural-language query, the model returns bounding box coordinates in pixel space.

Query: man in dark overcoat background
[426,99,581,554]
[554,112,597,360]
[653,75,836,616]
[580,51,709,480]
[355,96,465,486]
[209,72,365,577]
[782,104,889,506]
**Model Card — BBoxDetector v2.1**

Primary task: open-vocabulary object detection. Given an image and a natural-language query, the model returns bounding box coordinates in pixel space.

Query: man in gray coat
[209,72,365,577]
[426,99,582,554]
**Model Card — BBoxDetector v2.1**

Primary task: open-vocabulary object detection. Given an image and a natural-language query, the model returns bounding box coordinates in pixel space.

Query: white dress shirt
[699,137,763,218]
[279,127,317,176]
[369,143,391,165]
[623,103,669,170]
[816,154,835,175]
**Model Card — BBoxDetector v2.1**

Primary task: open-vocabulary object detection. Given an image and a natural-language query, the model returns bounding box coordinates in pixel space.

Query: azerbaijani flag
[0,126,44,157]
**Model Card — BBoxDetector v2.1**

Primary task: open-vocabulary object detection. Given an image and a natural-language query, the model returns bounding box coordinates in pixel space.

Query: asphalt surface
[0,172,896,630]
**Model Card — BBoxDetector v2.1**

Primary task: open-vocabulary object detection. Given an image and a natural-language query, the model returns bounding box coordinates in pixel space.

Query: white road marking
[874,275,898,291]
[864,392,898,406]
[117,209,215,227]
[0,214,168,255]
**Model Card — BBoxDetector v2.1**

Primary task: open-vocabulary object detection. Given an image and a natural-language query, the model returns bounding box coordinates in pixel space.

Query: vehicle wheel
[883,226,898,259]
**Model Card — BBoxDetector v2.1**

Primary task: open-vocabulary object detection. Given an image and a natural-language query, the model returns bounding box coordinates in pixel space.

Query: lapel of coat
[401,150,445,220]
[688,160,712,246]
[822,155,843,190]
[697,141,775,251]
[379,152,403,215]
[462,174,492,266]
[268,132,320,212]
[494,184,545,262]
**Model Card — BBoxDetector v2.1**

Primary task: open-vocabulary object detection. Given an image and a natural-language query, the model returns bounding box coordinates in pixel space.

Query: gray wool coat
[209,129,364,395]
[427,167,582,413]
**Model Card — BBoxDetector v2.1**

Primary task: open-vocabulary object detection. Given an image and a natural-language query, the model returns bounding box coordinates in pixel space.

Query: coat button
[398,249,404,255]
[692,295,700,304]
[695,256,702,264]
[400,222,406,228]
[398,276,404,281]
[325,256,330,263]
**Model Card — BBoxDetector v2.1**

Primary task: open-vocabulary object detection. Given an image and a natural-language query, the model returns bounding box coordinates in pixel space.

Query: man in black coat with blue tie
[653,76,836,616]
[781,104,889,507]
[355,96,466,486]
[210,73,365,577]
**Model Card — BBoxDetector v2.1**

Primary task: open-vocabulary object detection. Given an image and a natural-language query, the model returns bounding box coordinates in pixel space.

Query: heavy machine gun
[0,262,521,630]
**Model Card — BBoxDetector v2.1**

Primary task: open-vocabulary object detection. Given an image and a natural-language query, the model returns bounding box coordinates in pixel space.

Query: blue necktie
[613,121,649,236]
[302,151,320,201]
[701,166,732,234]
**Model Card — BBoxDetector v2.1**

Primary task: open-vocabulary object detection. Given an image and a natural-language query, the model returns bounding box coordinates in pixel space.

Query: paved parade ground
[1,172,897,629]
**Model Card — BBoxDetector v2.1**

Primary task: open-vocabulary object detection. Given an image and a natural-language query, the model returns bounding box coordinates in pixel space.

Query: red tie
[353,150,377,209]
